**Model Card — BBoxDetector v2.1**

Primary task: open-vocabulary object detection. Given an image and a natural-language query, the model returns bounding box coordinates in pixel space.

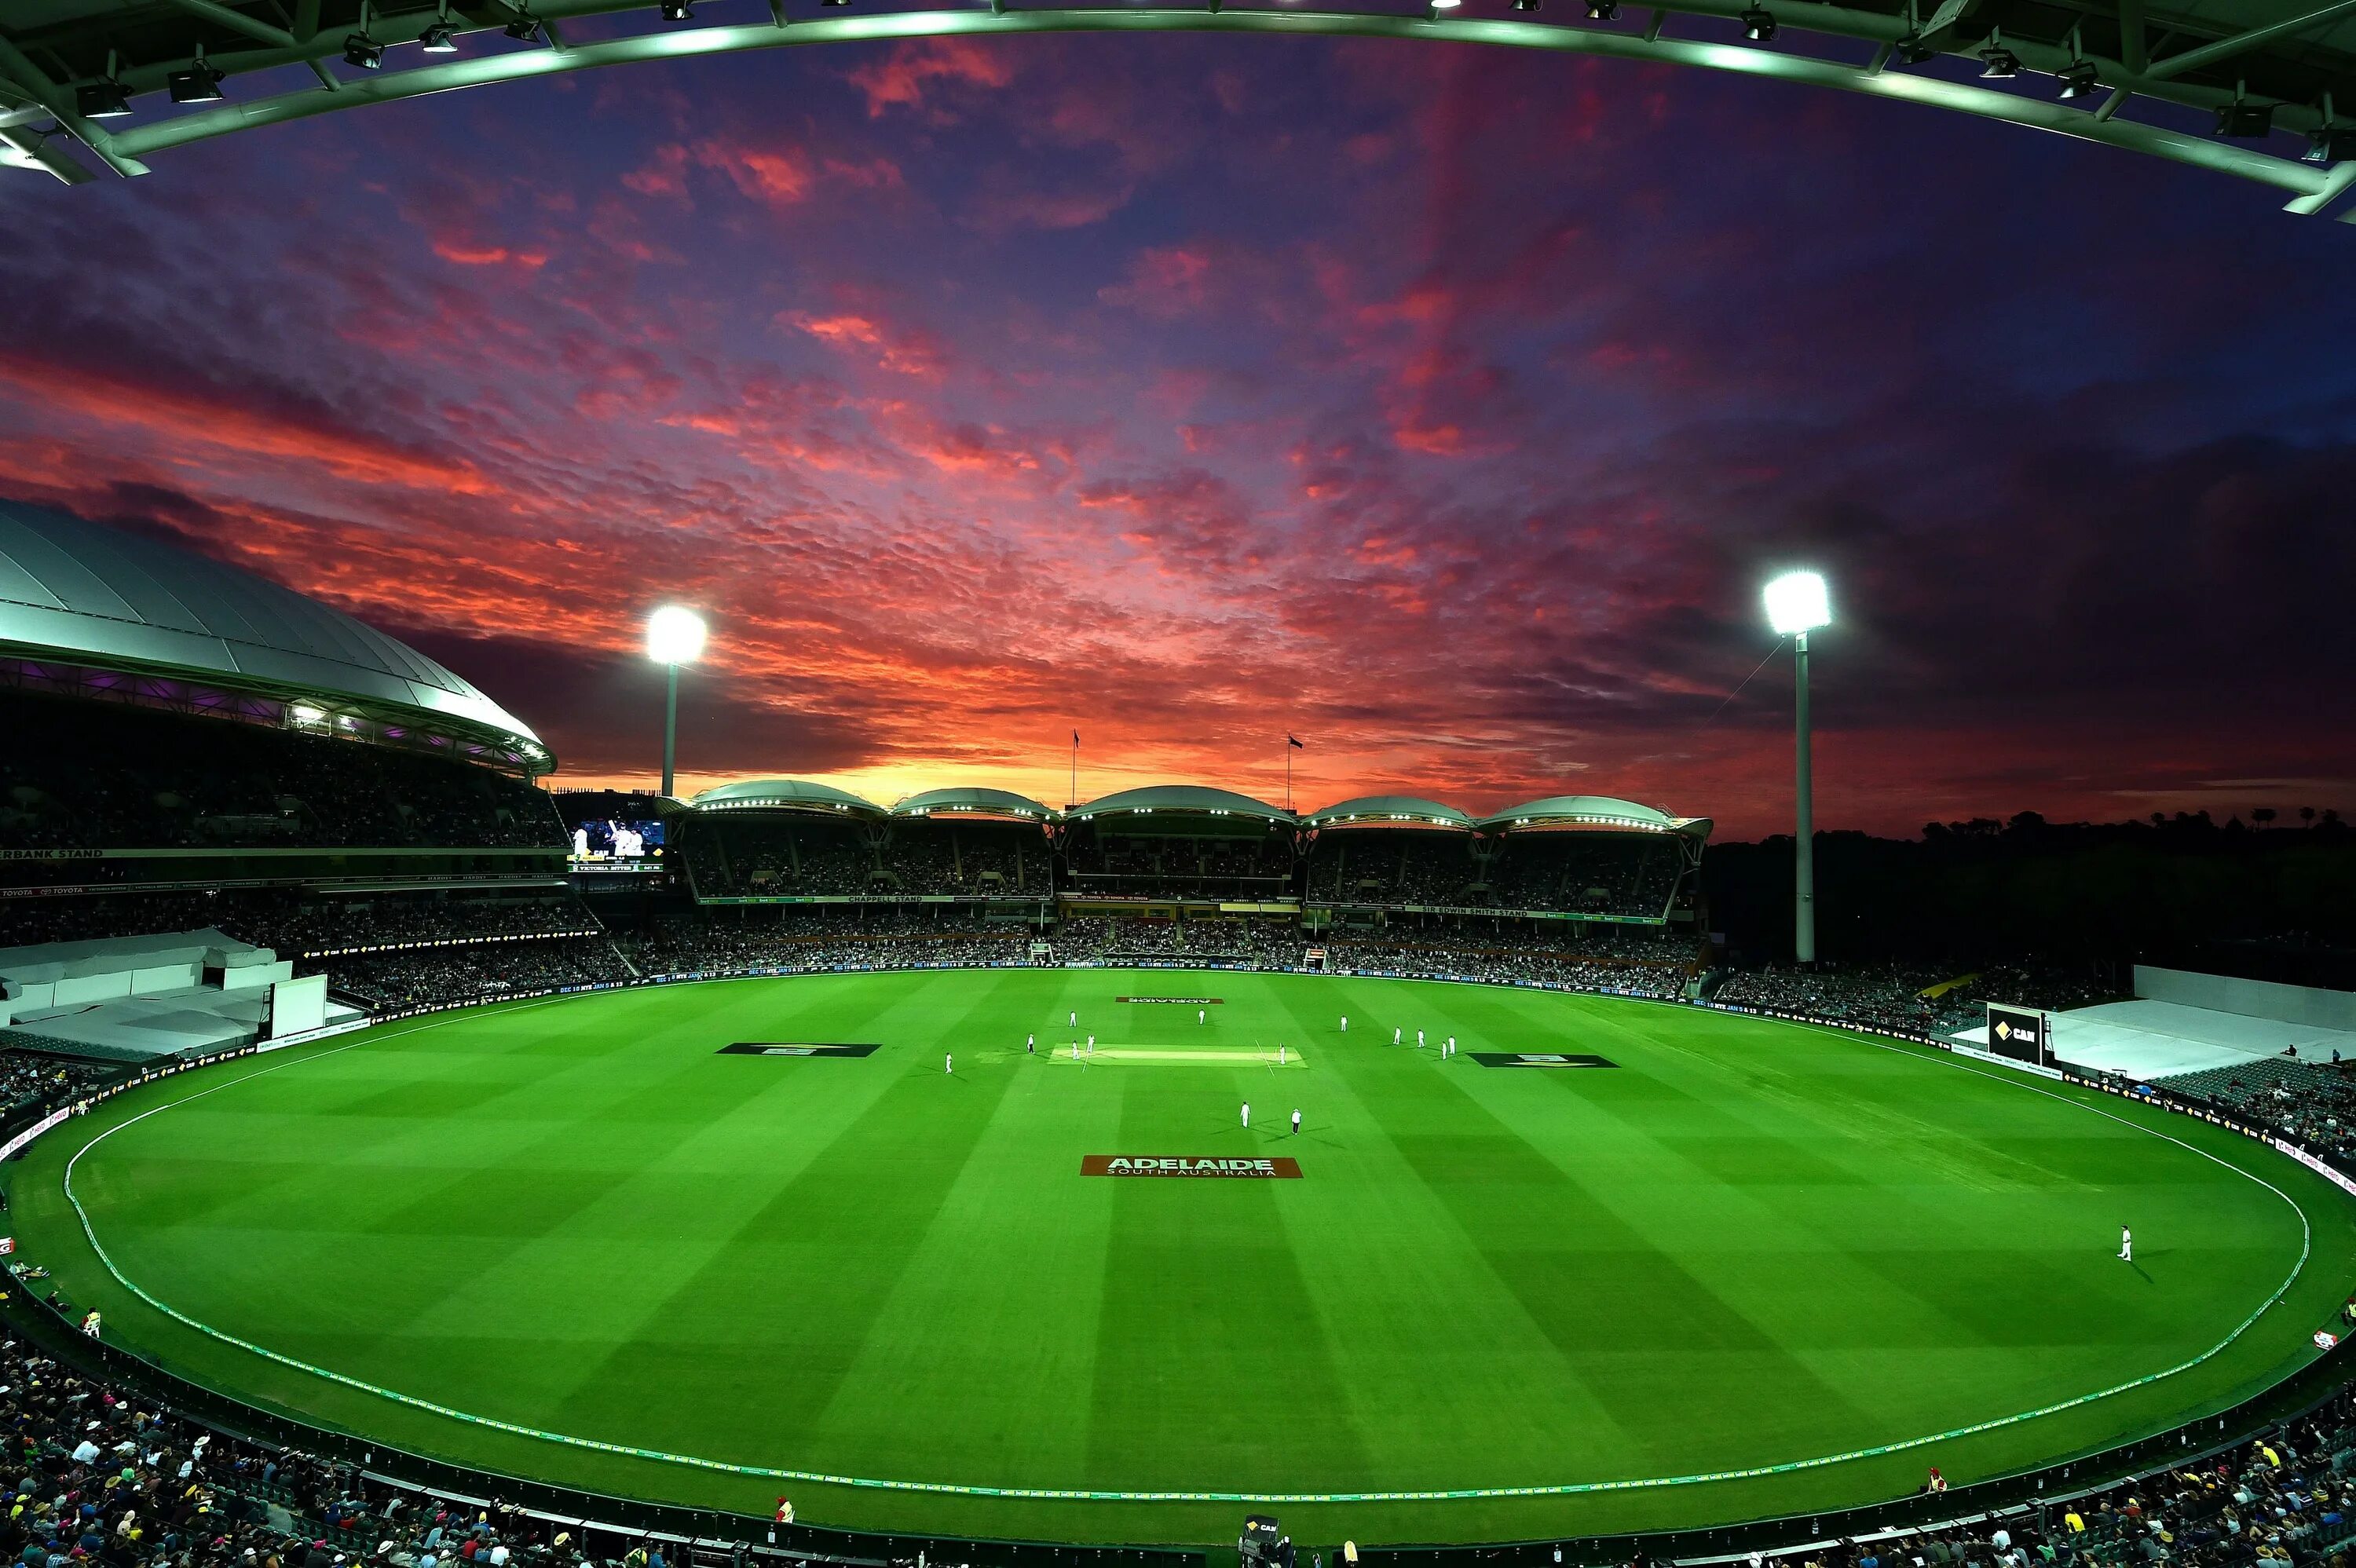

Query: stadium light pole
[646,606,708,799]
[1763,572,1831,965]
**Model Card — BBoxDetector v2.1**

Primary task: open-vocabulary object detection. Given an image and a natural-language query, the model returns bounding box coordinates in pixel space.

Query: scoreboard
[1985,1002,2049,1066]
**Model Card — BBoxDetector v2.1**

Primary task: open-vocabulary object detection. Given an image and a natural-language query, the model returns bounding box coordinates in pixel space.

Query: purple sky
[3,27,2352,835]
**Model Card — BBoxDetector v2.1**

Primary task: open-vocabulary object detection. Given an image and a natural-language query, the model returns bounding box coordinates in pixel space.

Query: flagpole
[1070,730,1078,810]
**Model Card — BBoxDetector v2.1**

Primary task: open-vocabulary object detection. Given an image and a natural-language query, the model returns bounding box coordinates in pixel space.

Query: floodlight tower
[1763,572,1831,964]
[646,605,708,799]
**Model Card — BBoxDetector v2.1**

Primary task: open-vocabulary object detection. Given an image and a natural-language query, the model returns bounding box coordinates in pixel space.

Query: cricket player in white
[1340,1015,1348,1033]
[1417,1029,1425,1048]
[945,1053,953,1074]
[1291,1109,1301,1135]
[2120,1226,2133,1261]
[1242,1101,1250,1130]
[1393,1027,1402,1045]
[1070,1010,1077,1026]
[1198,1009,1205,1024]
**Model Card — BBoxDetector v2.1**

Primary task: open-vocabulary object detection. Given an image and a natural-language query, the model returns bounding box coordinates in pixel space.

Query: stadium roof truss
[1478,795,1715,839]
[891,786,1057,823]
[4,0,2356,216]
[0,503,551,772]
[1067,784,1294,830]
[690,777,887,817]
[1301,795,1477,831]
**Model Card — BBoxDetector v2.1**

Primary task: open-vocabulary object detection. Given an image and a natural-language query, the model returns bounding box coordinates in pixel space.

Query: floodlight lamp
[1977,45,2018,77]
[2214,100,2273,137]
[1512,0,1541,11]
[1429,0,1463,10]
[503,13,543,38]
[2308,126,2356,163]
[646,605,708,666]
[1585,0,1619,16]
[1764,571,1831,635]
[1740,6,1776,40]
[2056,60,2100,98]
[169,60,225,101]
[1895,35,1935,64]
[77,79,133,117]
[419,20,459,49]
[660,0,693,18]
[343,32,385,68]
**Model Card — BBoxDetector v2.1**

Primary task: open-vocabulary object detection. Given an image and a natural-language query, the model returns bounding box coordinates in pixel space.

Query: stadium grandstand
[0,502,609,1063]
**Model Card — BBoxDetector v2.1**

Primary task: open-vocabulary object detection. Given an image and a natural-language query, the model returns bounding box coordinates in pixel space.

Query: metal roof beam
[0,123,96,182]
[162,0,298,49]
[0,40,149,177]
[2117,0,2146,74]
[97,7,2349,209]
[2143,0,2356,82]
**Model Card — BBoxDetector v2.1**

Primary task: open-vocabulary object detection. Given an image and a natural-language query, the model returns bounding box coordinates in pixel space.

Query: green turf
[12,969,2356,1548]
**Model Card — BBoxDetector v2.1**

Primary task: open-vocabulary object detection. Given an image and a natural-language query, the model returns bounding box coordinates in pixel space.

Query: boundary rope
[42,988,2325,1505]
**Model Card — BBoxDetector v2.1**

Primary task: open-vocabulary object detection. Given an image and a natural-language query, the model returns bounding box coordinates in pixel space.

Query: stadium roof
[5,0,2354,214]
[1479,795,1714,838]
[1069,784,1294,824]
[692,777,884,817]
[1301,795,1476,831]
[891,787,1055,821]
[0,501,549,769]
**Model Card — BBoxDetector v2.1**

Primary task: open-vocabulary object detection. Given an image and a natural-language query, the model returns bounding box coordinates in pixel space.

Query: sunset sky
[3,30,2352,838]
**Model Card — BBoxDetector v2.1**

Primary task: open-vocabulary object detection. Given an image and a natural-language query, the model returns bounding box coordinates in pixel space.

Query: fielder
[1340,1015,1348,1033]
[1291,1109,1301,1135]
[2120,1225,2133,1262]
[1393,1027,1402,1045]
[945,1053,953,1074]
[1242,1101,1251,1130]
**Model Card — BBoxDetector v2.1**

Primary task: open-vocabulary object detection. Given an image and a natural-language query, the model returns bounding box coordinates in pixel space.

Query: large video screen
[1985,1002,2048,1066]
[570,817,666,867]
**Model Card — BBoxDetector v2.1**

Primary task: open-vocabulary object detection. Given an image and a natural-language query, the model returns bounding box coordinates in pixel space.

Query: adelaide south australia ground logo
[1081,1155,1303,1179]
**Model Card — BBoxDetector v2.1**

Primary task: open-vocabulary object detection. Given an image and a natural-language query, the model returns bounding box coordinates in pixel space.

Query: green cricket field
[10,968,2352,1547]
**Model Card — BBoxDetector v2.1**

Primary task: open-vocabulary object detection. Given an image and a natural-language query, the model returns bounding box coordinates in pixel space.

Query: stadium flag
[1288,734,1303,748]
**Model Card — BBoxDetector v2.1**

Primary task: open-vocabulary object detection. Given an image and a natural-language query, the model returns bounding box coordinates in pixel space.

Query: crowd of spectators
[1714,962,2126,1037]
[1061,831,1296,898]
[1774,1398,2356,1568]
[679,821,880,897]
[315,939,628,1011]
[0,1325,737,1568]
[2157,1057,2356,1165]
[874,826,1052,897]
[0,696,564,853]
[1482,835,1685,919]
[0,1276,2348,1568]
[0,1052,113,1115]
[1303,833,1480,908]
[0,892,602,964]
[238,896,599,959]
[1318,927,1699,996]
